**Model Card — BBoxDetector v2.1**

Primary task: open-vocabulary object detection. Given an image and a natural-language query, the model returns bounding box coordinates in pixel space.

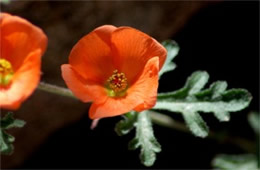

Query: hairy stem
[37,82,255,153]
[38,82,77,99]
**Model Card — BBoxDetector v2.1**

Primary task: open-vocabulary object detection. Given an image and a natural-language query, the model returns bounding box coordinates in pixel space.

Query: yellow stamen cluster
[0,59,14,86]
[107,70,128,95]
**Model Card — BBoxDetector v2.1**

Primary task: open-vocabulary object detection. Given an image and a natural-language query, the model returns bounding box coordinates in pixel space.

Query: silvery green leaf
[128,111,161,167]
[159,40,179,78]
[154,71,252,137]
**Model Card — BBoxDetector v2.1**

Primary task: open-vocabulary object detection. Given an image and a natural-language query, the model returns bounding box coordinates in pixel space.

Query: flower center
[106,70,128,97]
[0,59,14,86]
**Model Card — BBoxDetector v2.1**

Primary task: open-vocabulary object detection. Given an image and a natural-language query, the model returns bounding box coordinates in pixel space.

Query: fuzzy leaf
[128,111,161,167]
[212,154,258,170]
[182,110,209,137]
[154,71,252,137]
[159,40,179,78]
[115,112,137,136]
[0,113,26,155]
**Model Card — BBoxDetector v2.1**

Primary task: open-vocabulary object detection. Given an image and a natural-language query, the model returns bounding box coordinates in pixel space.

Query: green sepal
[115,111,138,136]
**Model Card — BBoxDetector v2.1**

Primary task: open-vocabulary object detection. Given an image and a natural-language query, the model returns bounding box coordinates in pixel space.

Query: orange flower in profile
[0,13,47,110]
[61,25,166,119]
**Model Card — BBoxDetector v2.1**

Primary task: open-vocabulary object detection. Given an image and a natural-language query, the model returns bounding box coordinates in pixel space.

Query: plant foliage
[115,111,161,167]
[154,71,252,137]
[115,40,253,167]
[0,112,25,155]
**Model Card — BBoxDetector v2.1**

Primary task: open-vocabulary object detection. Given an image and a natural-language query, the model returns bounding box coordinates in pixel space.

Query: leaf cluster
[0,112,25,155]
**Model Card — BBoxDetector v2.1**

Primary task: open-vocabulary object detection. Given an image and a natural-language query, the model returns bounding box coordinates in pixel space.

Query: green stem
[149,111,188,133]
[38,82,77,99]
[149,111,255,153]
[37,82,255,153]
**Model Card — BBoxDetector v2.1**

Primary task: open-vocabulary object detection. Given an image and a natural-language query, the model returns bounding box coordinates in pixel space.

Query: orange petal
[68,25,117,84]
[94,25,117,45]
[0,49,42,110]
[61,64,107,103]
[89,96,143,119]
[111,27,166,84]
[89,57,159,119]
[131,57,159,112]
[0,13,47,71]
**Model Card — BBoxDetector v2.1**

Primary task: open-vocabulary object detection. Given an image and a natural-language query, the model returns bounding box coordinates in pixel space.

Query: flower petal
[94,25,117,45]
[89,96,142,119]
[89,57,159,119]
[69,25,117,84]
[0,13,47,71]
[0,49,42,110]
[111,27,166,84]
[61,64,107,103]
[131,57,159,112]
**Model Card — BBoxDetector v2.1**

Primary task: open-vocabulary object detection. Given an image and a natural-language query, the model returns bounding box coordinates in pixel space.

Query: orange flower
[61,25,166,119]
[0,13,47,110]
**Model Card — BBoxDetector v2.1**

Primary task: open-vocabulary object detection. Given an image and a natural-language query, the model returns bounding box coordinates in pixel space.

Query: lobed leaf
[128,111,161,167]
[154,71,252,137]
[115,111,161,166]
[159,40,179,78]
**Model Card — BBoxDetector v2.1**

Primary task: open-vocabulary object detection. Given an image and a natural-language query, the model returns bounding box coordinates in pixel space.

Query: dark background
[1,1,259,169]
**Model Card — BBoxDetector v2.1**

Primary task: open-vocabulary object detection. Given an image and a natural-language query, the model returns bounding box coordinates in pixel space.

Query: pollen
[0,58,14,86]
[107,70,128,95]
